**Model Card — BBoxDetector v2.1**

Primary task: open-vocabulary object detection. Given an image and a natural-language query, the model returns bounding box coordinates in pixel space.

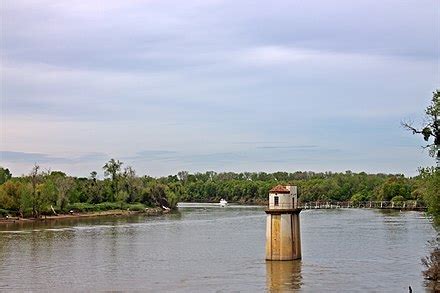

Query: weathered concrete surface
[266,185,302,261]
[280,214,293,260]
[265,210,301,260]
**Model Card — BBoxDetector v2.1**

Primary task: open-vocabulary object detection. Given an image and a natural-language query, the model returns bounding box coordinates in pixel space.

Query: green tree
[403,90,440,289]
[121,166,140,203]
[402,90,440,224]
[88,171,102,204]
[377,177,411,201]
[420,168,440,226]
[52,173,75,210]
[103,159,123,202]
[142,183,171,208]
[18,183,33,217]
[0,180,33,216]
[0,167,12,185]
[116,190,128,209]
[351,192,368,204]
[0,181,21,210]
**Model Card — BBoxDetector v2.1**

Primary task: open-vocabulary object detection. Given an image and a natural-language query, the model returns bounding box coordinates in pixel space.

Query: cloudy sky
[1,0,438,177]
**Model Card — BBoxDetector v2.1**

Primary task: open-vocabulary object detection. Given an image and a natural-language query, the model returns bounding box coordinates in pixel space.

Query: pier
[299,200,426,211]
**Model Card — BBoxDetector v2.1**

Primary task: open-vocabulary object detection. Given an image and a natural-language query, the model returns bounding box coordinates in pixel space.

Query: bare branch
[401,121,423,134]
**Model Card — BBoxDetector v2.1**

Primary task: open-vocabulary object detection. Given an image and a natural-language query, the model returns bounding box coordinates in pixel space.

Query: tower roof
[269,185,290,194]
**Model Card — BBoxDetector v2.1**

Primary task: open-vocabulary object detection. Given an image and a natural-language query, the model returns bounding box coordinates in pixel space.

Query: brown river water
[0,203,436,292]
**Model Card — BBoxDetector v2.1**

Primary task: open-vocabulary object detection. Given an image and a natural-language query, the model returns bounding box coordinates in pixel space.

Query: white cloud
[1,0,438,176]
[242,46,313,64]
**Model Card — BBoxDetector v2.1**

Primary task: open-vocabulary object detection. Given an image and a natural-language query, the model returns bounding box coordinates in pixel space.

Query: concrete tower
[265,185,301,260]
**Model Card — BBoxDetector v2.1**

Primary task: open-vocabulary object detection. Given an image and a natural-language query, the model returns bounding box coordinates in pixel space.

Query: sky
[0,0,439,178]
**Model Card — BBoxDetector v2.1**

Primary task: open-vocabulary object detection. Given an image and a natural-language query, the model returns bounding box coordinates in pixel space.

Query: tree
[0,181,33,217]
[53,174,75,210]
[403,89,440,164]
[0,181,21,210]
[87,171,102,204]
[377,177,411,201]
[402,90,440,224]
[103,159,123,202]
[403,90,440,290]
[419,168,440,226]
[0,167,12,185]
[422,236,440,291]
[121,166,139,203]
[141,183,171,208]
[177,171,189,182]
[29,164,42,217]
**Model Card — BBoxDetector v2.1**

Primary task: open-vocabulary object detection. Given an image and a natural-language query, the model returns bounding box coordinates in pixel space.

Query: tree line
[0,160,178,218]
[0,161,431,218]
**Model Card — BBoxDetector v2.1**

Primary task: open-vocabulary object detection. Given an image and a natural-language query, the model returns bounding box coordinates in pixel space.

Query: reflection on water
[0,205,435,292]
[266,260,302,292]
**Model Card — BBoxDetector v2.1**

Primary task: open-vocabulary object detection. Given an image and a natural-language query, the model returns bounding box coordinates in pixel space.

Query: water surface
[0,204,435,292]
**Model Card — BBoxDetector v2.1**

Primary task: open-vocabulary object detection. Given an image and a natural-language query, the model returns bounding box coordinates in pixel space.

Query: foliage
[402,89,440,226]
[0,167,12,185]
[0,181,21,210]
[391,195,405,202]
[351,192,368,204]
[422,237,440,291]
[403,89,440,289]
[419,168,440,226]
[127,203,147,211]
[103,159,123,202]
[67,202,148,213]
[0,161,436,218]
[377,177,411,201]
[403,89,440,226]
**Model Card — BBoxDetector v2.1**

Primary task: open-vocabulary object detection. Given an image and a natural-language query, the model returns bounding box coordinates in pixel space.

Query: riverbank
[0,207,169,225]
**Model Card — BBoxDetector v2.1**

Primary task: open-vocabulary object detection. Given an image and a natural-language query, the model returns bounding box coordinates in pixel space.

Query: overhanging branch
[401,122,423,134]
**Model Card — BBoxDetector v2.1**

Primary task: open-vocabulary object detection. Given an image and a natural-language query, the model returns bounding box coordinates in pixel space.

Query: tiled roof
[269,185,290,193]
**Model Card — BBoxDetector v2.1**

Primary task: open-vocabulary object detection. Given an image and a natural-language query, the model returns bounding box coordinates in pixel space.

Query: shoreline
[0,207,169,225]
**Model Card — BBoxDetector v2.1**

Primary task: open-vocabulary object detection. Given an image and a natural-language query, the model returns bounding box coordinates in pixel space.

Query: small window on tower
[274,196,279,206]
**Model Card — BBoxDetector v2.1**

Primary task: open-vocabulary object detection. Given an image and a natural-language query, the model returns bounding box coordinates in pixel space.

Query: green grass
[127,203,147,211]
[0,203,151,218]
[66,202,147,213]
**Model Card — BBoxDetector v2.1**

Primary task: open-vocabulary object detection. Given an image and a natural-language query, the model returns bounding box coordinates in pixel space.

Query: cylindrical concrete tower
[265,185,301,260]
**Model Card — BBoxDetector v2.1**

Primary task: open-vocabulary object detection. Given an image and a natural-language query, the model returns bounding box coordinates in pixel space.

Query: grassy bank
[66,202,148,213]
[0,202,167,223]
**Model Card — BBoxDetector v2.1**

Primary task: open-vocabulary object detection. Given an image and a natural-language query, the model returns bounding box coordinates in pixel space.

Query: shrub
[127,203,146,211]
[0,208,9,217]
[422,238,440,291]
[351,193,366,204]
[66,202,147,213]
[391,195,405,202]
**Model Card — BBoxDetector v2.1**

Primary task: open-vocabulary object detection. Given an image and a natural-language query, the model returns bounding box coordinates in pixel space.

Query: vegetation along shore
[0,161,438,225]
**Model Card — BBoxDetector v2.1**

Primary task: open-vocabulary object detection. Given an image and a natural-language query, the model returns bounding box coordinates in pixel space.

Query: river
[0,204,435,292]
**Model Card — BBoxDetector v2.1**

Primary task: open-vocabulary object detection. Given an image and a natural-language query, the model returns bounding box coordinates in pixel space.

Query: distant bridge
[298,201,426,211]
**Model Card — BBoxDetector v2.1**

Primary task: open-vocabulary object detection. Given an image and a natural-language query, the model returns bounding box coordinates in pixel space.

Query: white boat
[219,199,228,207]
